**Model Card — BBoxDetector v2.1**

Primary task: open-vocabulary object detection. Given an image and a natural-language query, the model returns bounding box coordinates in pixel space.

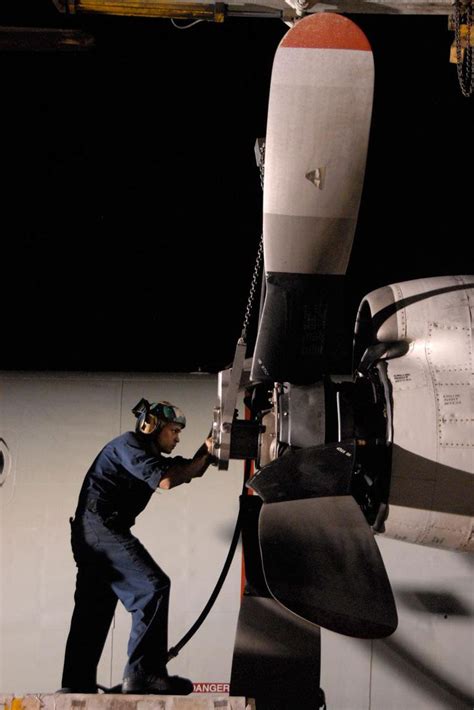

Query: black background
[1,1,472,374]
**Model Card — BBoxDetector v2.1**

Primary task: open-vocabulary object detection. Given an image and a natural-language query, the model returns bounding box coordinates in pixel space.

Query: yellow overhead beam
[448,15,474,63]
[61,0,226,21]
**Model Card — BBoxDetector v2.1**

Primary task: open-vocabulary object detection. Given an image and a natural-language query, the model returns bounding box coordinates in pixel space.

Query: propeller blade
[250,273,346,383]
[247,440,355,503]
[250,14,374,384]
[230,595,321,708]
[230,494,322,708]
[259,496,398,638]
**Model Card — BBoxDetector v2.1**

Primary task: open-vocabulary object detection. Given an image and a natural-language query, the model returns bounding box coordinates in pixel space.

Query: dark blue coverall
[61,430,188,691]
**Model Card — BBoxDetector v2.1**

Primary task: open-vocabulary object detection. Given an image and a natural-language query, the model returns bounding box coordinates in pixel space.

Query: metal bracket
[212,338,248,470]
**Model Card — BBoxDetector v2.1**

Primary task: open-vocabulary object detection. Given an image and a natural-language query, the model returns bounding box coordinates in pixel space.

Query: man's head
[156,421,183,454]
[132,399,186,452]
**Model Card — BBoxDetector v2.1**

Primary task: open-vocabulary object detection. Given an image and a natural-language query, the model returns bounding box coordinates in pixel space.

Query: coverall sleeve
[114,439,189,490]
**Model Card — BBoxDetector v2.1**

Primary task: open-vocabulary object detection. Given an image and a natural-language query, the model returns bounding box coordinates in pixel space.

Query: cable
[170,18,204,29]
[166,473,248,661]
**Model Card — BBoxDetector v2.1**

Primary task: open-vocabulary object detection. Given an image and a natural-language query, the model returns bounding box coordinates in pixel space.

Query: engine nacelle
[354,275,474,551]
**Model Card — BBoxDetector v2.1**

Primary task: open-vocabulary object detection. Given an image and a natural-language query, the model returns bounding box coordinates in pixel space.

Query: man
[60,398,215,695]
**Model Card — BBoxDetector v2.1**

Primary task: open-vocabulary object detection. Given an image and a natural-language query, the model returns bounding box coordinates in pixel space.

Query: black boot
[55,686,98,694]
[122,673,193,695]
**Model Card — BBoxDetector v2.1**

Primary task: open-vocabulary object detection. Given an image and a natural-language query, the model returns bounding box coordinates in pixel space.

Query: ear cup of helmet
[136,412,159,435]
[132,397,186,435]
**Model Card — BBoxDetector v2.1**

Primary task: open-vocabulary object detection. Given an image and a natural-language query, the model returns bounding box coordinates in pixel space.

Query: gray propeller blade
[250,273,346,384]
[248,440,355,503]
[230,595,321,709]
[259,496,398,638]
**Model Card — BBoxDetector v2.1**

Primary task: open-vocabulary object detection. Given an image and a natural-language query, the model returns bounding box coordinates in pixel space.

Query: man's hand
[158,438,216,490]
[206,437,219,466]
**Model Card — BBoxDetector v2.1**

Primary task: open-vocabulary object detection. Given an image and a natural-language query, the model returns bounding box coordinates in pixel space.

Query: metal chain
[454,0,474,97]
[241,235,264,340]
[241,139,266,341]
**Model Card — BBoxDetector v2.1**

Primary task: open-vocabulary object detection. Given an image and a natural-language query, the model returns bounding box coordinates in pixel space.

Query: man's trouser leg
[106,532,170,679]
[61,561,118,690]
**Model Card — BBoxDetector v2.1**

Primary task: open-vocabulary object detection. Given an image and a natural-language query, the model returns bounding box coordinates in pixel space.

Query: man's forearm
[159,445,214,489]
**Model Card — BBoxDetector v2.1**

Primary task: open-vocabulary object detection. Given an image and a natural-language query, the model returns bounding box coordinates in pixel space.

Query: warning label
[193,682,230,693]
[388,357,427,390]
[442,393,462,407]
[393,373,412,383]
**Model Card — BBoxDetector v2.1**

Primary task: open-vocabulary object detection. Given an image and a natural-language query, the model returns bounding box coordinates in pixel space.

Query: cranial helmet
[132,398,186,436]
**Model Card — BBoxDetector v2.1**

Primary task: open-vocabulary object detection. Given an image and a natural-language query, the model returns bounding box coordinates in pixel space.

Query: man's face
[156,422,183,454]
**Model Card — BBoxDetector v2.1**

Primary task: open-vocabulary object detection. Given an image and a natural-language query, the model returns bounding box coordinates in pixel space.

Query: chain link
[241,235,264,340]
[454,0,474,97]
[241,138,266,341]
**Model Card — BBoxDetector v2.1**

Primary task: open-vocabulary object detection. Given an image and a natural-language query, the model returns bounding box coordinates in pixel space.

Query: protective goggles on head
[132,398,186,435]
